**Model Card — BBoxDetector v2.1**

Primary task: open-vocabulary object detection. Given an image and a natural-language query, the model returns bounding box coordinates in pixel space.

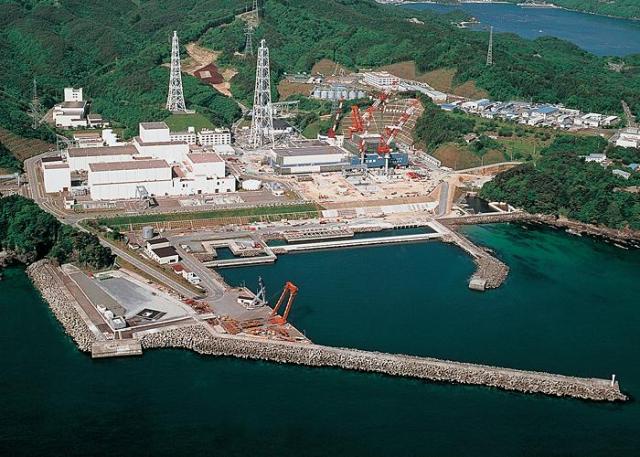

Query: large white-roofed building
[67,145,138,172]
[43,163,71,193]
[60,122,236,200]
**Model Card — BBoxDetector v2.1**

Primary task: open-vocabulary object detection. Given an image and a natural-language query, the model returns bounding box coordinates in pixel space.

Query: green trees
[0,142,21,172]
[0,195,113,269]
[480,137,640,229]
[413,99,474,151]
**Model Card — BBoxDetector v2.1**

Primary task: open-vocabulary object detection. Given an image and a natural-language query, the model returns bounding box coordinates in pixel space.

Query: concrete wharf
[277,232,443,253]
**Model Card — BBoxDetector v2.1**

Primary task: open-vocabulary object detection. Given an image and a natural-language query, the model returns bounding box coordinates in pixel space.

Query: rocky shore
[27,260,96,352]
[532,215,640,246]
[139,324,627,402]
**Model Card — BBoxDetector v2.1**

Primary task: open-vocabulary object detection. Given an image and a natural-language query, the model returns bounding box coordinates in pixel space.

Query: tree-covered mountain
[2,0,640,141]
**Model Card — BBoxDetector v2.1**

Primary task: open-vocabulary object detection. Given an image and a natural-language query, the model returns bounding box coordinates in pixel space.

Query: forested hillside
[208,0,640,116]
[480,136,640,230]
[0,195,113,268]
[0,0,244,139]
[2,0,640,142]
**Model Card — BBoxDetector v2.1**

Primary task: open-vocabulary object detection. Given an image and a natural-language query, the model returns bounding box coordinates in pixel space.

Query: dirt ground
[182,42,236,97]
[0,127,53,161]
[376,61,489,100]
[278,81,313,99]
[292,171,443,206]
[311,59,349,76]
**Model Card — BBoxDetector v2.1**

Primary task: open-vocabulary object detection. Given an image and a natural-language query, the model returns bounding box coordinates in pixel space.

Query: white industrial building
[42,121,236,200]
[198,128,231,146]
[361,71,400,90]
[67,145,137,172]
[269,142,349,174]
[615,127,640,149]
[52,87,106,129]
[170,127,197,145]
[42,162,71,193]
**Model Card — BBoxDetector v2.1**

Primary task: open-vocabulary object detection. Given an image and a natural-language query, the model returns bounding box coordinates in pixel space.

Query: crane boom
[269,281,299,325]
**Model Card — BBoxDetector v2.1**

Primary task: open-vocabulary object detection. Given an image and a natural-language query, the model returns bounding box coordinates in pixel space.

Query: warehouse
[43,163,71,193]
[269,143,349,174]
[88,159,173,200]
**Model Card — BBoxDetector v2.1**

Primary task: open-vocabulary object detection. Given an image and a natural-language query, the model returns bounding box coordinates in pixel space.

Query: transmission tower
[166,31,187,113]
[245,23,254,56]
[486,26,494,67]
[250,39,274,148]
[253,0,259,21]
[29,78,44,130]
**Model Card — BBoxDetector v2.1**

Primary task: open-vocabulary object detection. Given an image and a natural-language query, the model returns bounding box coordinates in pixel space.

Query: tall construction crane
[269,281,298,325]
[327,98,345,139]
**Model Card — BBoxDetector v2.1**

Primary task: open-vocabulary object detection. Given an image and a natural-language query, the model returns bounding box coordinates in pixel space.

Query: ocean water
[404,2,640,56]
[1,224,639,456]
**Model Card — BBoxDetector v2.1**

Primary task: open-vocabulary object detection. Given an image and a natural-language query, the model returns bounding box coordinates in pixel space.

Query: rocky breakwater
[27,260,96,352]
[139,325,627,402]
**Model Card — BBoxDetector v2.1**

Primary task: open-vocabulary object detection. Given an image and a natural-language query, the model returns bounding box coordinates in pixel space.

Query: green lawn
[98,203,321,228]
[164,113,214,132]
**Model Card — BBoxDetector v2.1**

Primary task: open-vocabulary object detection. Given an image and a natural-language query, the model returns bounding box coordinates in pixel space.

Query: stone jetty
[27,260,96,352]
[139,324,627,402]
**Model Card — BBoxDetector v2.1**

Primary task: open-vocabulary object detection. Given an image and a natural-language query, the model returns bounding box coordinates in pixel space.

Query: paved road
[171,241,225,301]
[437,182,449,217]
[106,240,199,299]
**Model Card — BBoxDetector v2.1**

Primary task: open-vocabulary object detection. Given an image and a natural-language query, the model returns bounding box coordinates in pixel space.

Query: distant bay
[403,2,640,56]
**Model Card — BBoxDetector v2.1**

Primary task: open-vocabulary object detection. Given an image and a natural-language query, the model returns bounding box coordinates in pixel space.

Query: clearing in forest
[0,127,53,161]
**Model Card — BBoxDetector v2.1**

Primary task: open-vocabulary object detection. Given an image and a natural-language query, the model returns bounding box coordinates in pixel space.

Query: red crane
[269,281,299,325]
[346,105,365,139]
[327,98,345,139]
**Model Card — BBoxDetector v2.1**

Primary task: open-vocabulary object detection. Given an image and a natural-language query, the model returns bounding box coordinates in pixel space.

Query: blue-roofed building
[440,104,457,111]
[535,106,559,115]
[628,163,639,172]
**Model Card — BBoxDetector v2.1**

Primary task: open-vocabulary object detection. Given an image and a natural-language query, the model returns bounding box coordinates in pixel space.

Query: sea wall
[27,260,96,352]
[139,325,627,402]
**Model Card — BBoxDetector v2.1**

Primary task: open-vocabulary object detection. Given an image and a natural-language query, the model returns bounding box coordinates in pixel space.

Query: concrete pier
[277,232,443,253]
[139,324,627,402]
[91,340,142,358]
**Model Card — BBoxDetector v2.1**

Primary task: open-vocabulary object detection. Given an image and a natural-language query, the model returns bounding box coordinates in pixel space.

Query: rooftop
[59,101,87,109]
[134,136,188,147]
[67,145,137,158]
[140,122,169,130]
[147,237,169,245]
[152,246,179,258]
[89,159,168,172]
[43,163,70,170]
[274,145,345,157]
[41,156,63,163]
[187,153,223,164]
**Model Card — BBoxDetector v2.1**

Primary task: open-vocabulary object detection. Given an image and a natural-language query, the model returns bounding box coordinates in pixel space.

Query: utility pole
[166,31,187,113]
[29,78,44,130]
[486,26,494,67]
[250,39,274,148]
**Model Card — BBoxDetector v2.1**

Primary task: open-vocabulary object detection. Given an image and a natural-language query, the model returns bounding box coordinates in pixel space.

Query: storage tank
[241,179,262,191]
[142,226,155,240]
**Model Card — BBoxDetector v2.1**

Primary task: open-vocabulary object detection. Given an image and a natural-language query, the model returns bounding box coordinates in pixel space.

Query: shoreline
[398,1,640,22]
[21,256,628,402]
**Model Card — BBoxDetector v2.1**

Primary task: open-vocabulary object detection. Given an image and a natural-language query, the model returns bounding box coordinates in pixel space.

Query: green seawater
[1,224,639,456]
